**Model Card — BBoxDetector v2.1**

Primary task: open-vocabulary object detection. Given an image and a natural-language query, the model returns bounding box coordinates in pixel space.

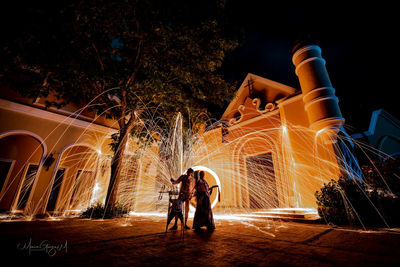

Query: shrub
[315,158,400,227]
[81,202,129,219]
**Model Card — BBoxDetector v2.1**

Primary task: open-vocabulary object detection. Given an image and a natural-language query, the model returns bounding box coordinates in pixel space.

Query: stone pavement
[0,214,399,266]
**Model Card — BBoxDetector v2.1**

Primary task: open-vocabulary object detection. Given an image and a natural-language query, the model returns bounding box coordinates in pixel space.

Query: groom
[170,168,195,230]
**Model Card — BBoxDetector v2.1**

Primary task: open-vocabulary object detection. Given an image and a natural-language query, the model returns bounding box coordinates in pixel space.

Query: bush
[315,158,400,227]
[80,202,130,219]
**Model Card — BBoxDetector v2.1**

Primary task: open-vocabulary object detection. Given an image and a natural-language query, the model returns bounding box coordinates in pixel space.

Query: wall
[0,98,115,216]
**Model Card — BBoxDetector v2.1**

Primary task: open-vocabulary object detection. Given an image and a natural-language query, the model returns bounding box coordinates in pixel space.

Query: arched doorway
[48,144,101,214]
[0,131,46,212]
[233,132,282,209]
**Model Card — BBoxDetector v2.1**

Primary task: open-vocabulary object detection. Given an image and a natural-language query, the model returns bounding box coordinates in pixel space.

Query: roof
[221,73,298,121]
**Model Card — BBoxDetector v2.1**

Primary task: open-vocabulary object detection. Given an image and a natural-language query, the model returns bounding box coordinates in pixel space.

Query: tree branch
[165,76,178,84]
[92,44,105,72]
[125,39,143,88]
[125,5,142,89]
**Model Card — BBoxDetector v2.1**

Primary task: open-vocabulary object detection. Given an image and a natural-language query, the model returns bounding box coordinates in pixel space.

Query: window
[0,160,13,193]
[17,164,38,210]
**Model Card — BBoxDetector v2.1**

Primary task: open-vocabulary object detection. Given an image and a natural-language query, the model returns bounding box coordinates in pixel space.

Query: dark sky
[2,2,398,133]
[225,3,399,133]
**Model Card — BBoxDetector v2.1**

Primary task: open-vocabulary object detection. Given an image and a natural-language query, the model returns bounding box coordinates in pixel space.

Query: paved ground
[1,214,400,266]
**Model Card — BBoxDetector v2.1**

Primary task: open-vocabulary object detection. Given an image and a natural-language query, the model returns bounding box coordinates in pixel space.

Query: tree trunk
[105,115,135,210]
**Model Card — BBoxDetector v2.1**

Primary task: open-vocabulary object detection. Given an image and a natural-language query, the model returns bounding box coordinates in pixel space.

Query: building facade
[0,87,158,217]
[0,43,347,216]
[193,44,346,209]
[351,109,400,162]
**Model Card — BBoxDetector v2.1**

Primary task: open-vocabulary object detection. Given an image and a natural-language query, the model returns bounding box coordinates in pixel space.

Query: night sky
[2,2,398,133]
[226,3,399,133]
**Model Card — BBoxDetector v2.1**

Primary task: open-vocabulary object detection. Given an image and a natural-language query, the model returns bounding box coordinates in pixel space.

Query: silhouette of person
[193,171,215,232]
[170,168,195,230]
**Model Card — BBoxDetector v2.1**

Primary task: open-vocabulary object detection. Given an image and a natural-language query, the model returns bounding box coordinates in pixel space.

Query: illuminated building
[193,43,345,209]
[0,43,346,216]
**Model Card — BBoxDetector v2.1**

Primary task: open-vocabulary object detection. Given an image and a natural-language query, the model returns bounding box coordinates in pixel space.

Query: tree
[1,0,239,211]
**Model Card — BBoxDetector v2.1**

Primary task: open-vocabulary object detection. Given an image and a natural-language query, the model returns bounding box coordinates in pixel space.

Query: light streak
[0,105,392,231]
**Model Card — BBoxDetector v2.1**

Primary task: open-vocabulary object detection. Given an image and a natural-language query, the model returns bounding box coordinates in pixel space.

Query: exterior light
[316,128,325,136]
[43,153,56,171]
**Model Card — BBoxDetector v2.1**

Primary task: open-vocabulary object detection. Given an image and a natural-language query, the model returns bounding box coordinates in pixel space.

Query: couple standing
[170,168,215,232]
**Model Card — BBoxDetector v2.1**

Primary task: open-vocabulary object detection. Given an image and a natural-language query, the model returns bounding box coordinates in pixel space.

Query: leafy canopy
[1,0,240,129]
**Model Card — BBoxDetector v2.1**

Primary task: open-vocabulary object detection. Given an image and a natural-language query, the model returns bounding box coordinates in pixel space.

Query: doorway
[0,160,13,194]
[246,153,278,209]
[17,164,39,210]
[69,170,95,211]
[46,168,66,212]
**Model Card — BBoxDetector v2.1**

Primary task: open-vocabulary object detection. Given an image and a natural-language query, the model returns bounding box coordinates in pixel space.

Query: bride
[192,171,215,232]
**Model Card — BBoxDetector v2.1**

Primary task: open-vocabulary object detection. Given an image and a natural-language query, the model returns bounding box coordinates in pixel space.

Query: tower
[292,43,344,143]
